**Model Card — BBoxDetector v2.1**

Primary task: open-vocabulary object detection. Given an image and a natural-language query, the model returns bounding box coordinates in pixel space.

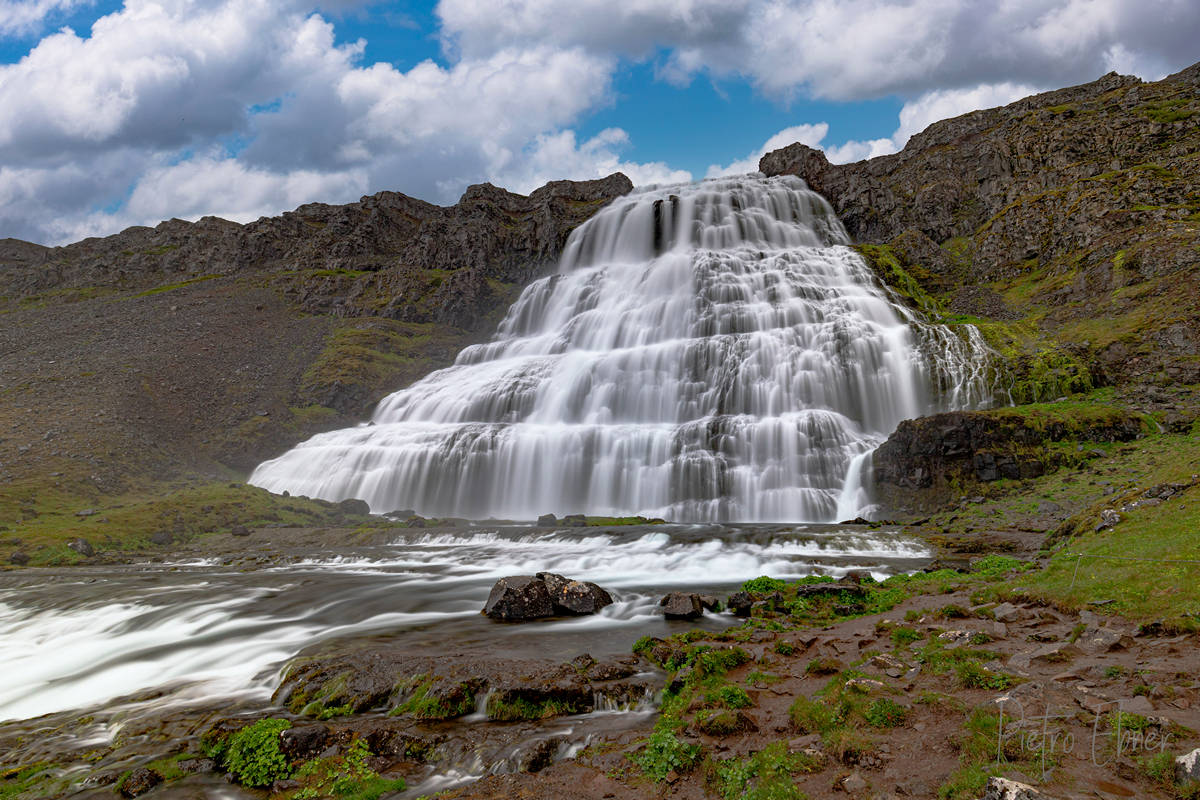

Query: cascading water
[250,175,995,521]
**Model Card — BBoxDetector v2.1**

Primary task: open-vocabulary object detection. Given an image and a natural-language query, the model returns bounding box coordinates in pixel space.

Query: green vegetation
[853,243,943,316]
[0,763,57,800]
[863,698,908,728]
[628,726,702,783]
[132,273,221,297]
[485,695,579,721]
[0,477,380,564]
[223,718,292,788]
[293,739,405,800]
[712,742,817,800]
[393,679,477,720]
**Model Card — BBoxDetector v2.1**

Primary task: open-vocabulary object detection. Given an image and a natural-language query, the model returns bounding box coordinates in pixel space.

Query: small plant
[788,696,839,735]
[1103,665,1125,679]
[774,640,795,655]
[939,604,970,619]
[224,718,292,788]
[904,609,922,622]
[891,626,922,648]
[713,742,817,800]
[629,728,702,782]
[1067,623,1088,643]
[971,555,1026,577]
[742,576,788,593]
[955,661,1014,690]
[708,684,753,709]
[804,656,843,676]
[293,739,405,800]
[864,698,908,728]
[1138,750,1176,787]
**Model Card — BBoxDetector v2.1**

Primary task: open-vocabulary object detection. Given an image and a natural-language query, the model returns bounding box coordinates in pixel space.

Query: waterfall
[250,175,994,522]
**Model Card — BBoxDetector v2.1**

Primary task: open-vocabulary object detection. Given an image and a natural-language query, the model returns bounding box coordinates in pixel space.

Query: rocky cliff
[760,62,1199,510]
[0,175,631,501]
[761,62,1200,391]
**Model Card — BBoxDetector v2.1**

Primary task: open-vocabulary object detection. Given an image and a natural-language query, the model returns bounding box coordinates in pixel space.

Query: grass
[712,742,818,800]
[485,695,579,721]
[131,273,221,297]
[0,477,379,562]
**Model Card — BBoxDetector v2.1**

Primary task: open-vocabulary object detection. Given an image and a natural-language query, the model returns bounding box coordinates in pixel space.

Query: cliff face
[760,62,1200,512]
[0,175,631,490]
[761,62,1200,390]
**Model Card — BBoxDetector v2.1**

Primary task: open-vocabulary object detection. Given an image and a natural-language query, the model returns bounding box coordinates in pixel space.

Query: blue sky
[0,0,1196,245]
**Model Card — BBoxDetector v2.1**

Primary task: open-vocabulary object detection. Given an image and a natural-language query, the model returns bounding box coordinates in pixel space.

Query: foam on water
[0,524,926,722]
[249,174,997,522]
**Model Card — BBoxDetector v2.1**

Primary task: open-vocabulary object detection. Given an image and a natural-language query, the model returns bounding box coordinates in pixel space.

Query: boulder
[659,592,704,620]
[280,725,330,761]
[536,572,613,615]
[536,513,558,527]
[337,498,371,517]
[562,514,587,527]
[9,551,29,566]
[992,602,1027,623]
[727,591,754,617]
[149,530,174,546]
[1176,747,1200,784]
[230,524,251,537]
[483,576,554,621]
[980,776,1053,799]
[118,768,162,798]
[67,538,94,557]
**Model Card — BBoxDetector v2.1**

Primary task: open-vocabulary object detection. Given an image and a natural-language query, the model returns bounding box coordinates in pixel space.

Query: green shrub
[629,728,702,782]
[890,626,922,647]
[955,661,1014,690]
[864,698,908,728]
[804,657,842,676]
[713,742,816,800]
[225,718,292,788]
[742,576,787,593]
[774,641,796,655]
[710,685,753,709]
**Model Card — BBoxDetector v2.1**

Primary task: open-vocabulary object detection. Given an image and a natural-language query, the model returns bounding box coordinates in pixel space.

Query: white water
[0,524,927,723]
[252,174,993,521]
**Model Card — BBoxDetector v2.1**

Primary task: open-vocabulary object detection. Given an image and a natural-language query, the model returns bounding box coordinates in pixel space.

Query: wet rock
[727,591,754,617]
[484,576,554,621]
[561,514,587,527]
[980,776,1053,799]
[536,571,613,615]
[536,513,557,527]
[280,724,331,761]
[8,551,29,565]
[67,537,95,557]
[118,767,162,798]
[384,508,416,519]
[337,498,371,517]
[1175,747,1200,784]
[698,594,721,611]
[519,737,564,773]
[177,758,216,774]
[660,592,704,620]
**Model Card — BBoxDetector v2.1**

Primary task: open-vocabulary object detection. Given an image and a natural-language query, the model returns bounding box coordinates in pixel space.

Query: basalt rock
[761,63,1200,389]
[871,407,1147,510]
[659,592,704,620]
[483,576,555,621]
[536,572,614,615]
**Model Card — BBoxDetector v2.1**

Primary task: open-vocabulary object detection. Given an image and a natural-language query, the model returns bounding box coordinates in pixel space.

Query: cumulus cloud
[498,128,692,193]
[435,0,1200,100]
[0,0,88,37]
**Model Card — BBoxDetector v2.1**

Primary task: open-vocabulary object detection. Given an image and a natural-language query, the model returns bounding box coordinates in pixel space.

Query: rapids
[250,174,996,521]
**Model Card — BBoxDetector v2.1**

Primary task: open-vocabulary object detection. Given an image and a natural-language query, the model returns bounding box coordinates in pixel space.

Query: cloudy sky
[0,0,1196,245]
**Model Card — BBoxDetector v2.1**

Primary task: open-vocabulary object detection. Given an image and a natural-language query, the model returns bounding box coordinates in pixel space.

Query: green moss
[853,243,943,316]
[293,739,405,800]
[0,763,56,800]
[485,695,578,721]
[394,680,476,720]
[1136,98,1196,124]
[863,698,908,728]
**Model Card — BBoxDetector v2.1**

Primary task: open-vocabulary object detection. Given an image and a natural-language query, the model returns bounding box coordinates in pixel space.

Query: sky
[0,1,1197,245]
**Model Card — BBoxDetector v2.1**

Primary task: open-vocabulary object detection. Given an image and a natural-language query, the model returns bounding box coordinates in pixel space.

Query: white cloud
[705,123,828,177]
[499,128,692,193]
[434,0,1200,101]
[0,0,87,37]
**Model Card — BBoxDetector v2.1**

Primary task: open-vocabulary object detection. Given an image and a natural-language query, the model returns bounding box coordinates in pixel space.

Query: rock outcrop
[761,62,1200,388]
[872,406,1149,509]
[483,573,614,621]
